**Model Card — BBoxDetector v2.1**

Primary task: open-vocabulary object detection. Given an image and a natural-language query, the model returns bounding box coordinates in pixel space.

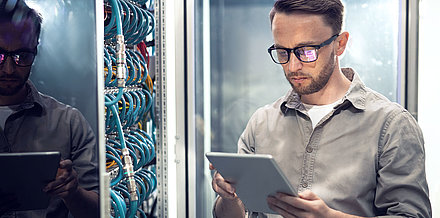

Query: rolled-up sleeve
[70,108,99,193]
[238,109,261,155]
[376,109,431,217]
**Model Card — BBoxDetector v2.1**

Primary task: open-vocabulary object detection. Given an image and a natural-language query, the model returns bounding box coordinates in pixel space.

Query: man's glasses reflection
[0,0,99,217]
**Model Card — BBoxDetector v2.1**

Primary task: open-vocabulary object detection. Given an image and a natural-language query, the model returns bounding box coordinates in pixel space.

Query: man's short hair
[0,0,43,41]
[269,0,344,35]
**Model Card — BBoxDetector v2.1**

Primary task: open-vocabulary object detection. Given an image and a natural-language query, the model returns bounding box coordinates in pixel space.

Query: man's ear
[335,31,349,56]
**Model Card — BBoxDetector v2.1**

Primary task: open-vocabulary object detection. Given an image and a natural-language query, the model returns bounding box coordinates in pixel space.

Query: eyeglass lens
[296,47,318,62]
[271,47,318,64]
[0,52,35,66]
[273,49,289,64]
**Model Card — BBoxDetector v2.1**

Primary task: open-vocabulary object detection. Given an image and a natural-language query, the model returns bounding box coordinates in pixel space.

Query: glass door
[190,0,404,216]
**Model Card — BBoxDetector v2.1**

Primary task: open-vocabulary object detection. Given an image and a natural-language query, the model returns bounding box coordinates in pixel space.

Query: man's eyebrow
[14,48,35,52]
[273,43,285,48]
[0,47,35,53]
[274,41,321,49]
[295,41,320,47]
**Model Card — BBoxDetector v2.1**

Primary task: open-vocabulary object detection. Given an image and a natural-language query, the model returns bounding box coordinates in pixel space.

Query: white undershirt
[0,106,16,130]
[303,98,343,129]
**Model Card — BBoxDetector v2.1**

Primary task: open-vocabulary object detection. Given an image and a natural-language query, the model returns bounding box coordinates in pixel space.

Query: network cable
[104,0,157,217]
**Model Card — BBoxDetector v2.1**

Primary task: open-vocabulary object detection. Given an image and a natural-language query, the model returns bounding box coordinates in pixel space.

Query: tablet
[0,151,61,211]
[206,152,297,214]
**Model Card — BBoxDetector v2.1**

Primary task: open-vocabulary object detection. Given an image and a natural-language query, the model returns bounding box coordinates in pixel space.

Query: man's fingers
[212,176,235,196]
[45,160,73,191]
[215,184,237,200]
[209,165,240,201]
[274,191,330,216]
[59,159,73,170]
[44,180,63,192]
[267,196,301,218]
[46,178,73,196]
[213,171,236,194]
[266,196,295,218]
[53,172,75,190]
[43,172,68,192]
[43,166,77,193]
[217,180,236,195]
[298,190,318,200]
[45,171,78,198]
[275,192,310,210]
[211,171,237,199]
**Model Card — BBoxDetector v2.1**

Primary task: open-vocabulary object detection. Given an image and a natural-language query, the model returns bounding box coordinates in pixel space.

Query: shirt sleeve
[235,110,265,217]
[69,108,99,193]
[238,109,261,154]
[376,109,431,217]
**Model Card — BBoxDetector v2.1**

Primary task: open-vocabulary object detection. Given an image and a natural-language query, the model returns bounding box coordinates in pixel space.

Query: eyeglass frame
[0,48,37,67]
[268,34,339,64]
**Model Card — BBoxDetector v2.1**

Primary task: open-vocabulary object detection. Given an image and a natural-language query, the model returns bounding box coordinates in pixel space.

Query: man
[211,0,431,217]
[0,1,99,217]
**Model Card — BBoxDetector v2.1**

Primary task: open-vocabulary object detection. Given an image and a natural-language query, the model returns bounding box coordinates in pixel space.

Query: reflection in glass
[0,0,101,217]
[28,0,99,135]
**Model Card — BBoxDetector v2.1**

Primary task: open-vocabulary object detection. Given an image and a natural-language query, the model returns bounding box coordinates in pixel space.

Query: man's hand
[267,190,342,218]
[43,159,79,200]
[43,159,99,218]
[209,163,246,218]
[210,163,238,200]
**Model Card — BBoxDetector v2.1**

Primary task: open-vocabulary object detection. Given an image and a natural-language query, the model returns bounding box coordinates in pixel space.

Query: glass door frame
[171,0,420,217]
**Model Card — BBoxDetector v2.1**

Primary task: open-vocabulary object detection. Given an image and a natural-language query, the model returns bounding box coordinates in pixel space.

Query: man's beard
[286,51,336,95]
[0,75,28,96]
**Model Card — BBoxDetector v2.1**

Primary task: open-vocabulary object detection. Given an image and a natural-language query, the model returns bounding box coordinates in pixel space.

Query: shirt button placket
[301,182,308,188]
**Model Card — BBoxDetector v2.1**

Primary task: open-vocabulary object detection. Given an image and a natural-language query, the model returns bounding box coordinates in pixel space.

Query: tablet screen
[0,151,60,211]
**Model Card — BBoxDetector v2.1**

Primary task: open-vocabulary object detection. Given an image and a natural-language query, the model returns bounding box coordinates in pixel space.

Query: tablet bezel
[0,151,61,211]
[206,152,297,214]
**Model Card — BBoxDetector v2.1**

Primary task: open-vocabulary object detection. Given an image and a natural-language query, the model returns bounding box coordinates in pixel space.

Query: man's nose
[287,53,303,72]
[0,56,16,74]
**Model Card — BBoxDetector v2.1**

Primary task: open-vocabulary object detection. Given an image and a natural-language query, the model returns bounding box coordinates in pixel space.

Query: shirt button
[301,183,308,188]
[306,146,313,153]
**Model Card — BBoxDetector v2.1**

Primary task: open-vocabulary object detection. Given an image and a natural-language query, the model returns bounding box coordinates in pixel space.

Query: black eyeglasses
[268,34,339,64]
[0,49,37,67]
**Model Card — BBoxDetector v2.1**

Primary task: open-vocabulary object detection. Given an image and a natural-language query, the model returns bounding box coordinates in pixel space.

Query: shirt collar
[280,68,367,115]
[14,80,45,115]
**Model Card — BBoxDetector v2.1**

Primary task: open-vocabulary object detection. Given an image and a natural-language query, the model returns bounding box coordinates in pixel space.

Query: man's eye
[277,50,288,56]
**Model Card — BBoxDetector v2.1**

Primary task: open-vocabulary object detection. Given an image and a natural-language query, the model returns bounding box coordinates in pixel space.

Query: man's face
[271,13,338,95]
[0,19,38,96]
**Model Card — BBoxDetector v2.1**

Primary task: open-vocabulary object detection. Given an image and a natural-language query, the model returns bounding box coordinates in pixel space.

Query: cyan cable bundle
[111,189,127,218]
[105,92,156,217]
[105,90,152,133]
[111,167,156,218]
[104,0,157,217]
[104,0,155,44]
[105,46,150,87]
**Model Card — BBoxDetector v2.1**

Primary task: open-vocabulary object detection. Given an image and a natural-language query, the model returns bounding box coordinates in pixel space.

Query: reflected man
[0,0,99,217]
[211,0,431,217]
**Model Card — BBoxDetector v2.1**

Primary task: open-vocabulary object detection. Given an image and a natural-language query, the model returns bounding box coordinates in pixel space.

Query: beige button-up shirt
[237,68,431,217]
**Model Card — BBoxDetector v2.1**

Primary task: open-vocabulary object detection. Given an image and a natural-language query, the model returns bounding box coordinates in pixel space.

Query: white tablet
[206,152,297,214]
